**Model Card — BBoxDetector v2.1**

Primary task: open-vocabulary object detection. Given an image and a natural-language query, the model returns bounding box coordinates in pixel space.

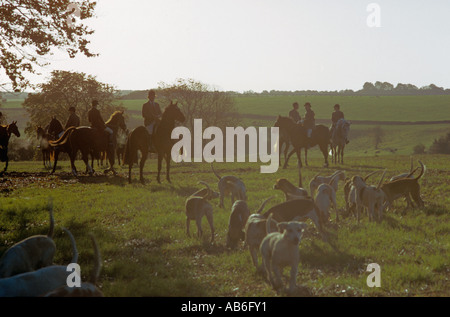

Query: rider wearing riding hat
[64,106,80,131]
[331,104,349,144]
[142,90,162,152]
[303,102,315,139]
[88,100,113,145]
[289,102,302,124]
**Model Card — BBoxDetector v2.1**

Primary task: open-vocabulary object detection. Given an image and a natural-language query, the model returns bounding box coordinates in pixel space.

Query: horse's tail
[49,127,74,146]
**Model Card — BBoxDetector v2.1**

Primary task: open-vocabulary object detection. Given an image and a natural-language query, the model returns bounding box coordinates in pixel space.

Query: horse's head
[339,119,351,138]
[8,121,20,138]
[48,117,63,137]
[164,101,185,124]
[36,126,45,138]
[107,110,127,132]
[274,115,296,129]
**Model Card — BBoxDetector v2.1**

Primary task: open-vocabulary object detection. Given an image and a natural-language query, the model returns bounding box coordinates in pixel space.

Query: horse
[331,118,350,164]
[0,121,21,173]
[278,126,291,167]
[47,116,64,140]
[274,116,330,169]
[50,111,127,176]
[123,101,185,184]
[36,126,53,169]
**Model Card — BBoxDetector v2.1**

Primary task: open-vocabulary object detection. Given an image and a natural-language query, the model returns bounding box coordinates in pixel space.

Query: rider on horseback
[142,90,162,152]
[88,100,113,145]
[289,102,302,123]
[303,102,315,139]
[64,106,80,131]
[331,104,349,144]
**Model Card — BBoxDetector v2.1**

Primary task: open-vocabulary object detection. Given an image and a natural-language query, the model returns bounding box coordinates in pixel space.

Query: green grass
[0,155,448,297]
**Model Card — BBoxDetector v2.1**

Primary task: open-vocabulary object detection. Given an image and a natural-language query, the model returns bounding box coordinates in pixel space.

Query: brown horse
[274,116,330,169]
[0,121,21,173]
[50,111,126,176]
[123,101,185,184]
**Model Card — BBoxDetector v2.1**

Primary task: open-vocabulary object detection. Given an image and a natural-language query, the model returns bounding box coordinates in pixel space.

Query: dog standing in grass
[185,181,216,243]
[260,214,307,294]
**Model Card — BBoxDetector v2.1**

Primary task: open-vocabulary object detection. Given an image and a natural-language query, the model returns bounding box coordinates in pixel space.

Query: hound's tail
[415,160,426,181]
[256,196,274,214]
[47,197,55,239]
[62,228,79,264]
[376,170,387,190]
[211,162,221,180]
[89,233,102,285]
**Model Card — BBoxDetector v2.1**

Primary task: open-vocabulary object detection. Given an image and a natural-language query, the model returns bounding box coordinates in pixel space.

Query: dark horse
[274,116,330,169]
[36,117,64,169]
[0,121,21,173]
[50,111,127,176]
[123,101,185,184]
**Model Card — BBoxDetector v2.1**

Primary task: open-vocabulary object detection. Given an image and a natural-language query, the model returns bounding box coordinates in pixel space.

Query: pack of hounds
[0,159,426,296]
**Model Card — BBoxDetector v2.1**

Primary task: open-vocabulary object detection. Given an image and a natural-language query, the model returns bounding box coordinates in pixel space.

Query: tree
[157,78,240,130]
[428,132,450,154]
[23,70,125,137]
[0,0,96,91]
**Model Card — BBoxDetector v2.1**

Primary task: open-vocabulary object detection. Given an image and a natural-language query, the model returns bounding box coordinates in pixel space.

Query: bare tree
[157,78,240,130]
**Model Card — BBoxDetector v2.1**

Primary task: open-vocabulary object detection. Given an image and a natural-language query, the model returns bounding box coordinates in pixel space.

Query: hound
[211,162,247,208]
[226,200,250,249]
[191,181,219,200]
[262,198,322,235]
[314,173,339,223]
[0,198,56,278]
[260,214,307,294]
[344,170,381,217]
[0,228,78,297]
[44,233,104,297]
[244,197,277,271]
[273,178,309,201]
[381,160,426,210]
[351,170,387,223]
[309,170,345,198]
[185,195,215,243]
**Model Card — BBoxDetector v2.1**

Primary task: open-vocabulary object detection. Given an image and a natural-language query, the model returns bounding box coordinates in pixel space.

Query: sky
[31,0,450,92]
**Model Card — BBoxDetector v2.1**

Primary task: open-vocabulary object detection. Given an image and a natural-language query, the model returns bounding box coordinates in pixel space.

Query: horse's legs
[157,154,162,183]
[340,145,345,164]
[304,148,308,166]
[284,148,298,169]
[82,150,93,176]
[320,143,329,168]
[140,149,148,184]
[69,150,78,177]
[165,152,171,183]
[51,150,60,174]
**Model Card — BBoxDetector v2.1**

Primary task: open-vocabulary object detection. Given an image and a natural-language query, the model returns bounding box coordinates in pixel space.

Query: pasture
[0,155,448,297]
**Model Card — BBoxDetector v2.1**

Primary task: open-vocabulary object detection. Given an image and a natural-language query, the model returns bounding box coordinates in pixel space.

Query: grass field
[0,155,448,297]
[116,95,450,122]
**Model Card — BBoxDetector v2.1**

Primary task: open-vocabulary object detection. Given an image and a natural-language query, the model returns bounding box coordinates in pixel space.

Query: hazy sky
[36,0,450,92]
